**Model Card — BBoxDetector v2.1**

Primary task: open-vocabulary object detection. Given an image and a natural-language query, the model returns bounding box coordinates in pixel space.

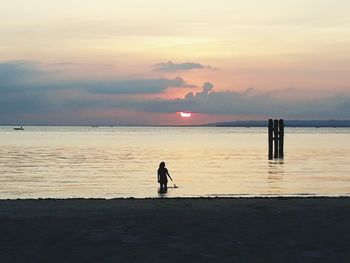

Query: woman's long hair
[159,162,165,170]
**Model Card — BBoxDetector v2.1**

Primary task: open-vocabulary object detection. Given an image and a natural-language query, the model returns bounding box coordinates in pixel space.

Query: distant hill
[203,120,350,127]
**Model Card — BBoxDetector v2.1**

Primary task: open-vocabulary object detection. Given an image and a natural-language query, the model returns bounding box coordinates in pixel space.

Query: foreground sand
[0,197,350,263]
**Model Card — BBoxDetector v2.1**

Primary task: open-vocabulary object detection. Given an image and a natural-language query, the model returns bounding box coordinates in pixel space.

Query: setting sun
[179,112,192,118]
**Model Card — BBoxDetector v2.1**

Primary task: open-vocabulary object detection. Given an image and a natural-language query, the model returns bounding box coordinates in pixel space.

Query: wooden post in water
[273,119,279,158]
[278,119,284,158]
[268,119,284,159]
[268,119,273,160]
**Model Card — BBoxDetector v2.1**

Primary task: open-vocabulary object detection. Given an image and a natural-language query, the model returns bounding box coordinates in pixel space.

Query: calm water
[0,126,349,199]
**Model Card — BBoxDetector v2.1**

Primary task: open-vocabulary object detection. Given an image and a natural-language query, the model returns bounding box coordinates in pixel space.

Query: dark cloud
[0,61,194,94]
[0,61,195,118]
[1,61,350,124]
[154,61,215,72]
[80,77,194,94]
[113,84,350,119]
[0,61,41,87]
[50,83,350,120]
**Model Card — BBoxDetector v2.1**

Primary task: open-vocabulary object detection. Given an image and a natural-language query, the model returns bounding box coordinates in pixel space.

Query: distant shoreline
[204,119,350,128]
[2,120,350,128]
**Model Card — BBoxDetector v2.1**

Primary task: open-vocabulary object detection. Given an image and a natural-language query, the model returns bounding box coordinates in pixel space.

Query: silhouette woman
[157,162,172,193]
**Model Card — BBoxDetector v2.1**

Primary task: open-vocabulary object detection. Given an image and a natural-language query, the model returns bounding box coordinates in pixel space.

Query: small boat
[13,126,24,131]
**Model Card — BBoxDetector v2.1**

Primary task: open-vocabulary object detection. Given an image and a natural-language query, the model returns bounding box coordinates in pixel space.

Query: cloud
[1,60,350,124]
[154,61,215,72]
[0,61,194,94]
[0,61,42,86]
[116,84,350,119]
[80,77,194,94]
[48,83,350,121]
[0,61,196,117]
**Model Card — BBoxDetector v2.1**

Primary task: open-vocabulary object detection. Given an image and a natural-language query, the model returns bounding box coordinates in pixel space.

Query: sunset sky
[1,0,350,125]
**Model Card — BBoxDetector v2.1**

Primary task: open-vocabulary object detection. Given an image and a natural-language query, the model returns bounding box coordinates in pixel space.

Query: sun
[179,112,192,118]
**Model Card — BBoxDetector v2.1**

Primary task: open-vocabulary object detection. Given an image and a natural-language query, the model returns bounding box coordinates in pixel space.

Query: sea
[0,126,349,199]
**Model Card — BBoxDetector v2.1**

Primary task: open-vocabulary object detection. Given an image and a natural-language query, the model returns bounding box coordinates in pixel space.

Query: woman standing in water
[157,162,173,193]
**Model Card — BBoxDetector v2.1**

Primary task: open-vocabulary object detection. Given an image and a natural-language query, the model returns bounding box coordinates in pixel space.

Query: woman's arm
[166,171,173,181]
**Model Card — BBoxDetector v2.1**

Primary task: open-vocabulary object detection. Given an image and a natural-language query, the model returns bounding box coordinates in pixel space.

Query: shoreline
[1,195,350,200]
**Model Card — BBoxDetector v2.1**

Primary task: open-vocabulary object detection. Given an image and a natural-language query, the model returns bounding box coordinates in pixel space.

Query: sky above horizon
[1,0,350,125]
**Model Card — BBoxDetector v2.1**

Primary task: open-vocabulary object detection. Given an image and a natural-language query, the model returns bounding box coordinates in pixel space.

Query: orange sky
[1,1,350,125]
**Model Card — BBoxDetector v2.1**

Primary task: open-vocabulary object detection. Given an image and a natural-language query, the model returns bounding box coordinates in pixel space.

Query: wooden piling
[278,119,284,158]
[268,118,284,159]
[268,119,273,160]
[273,119,279,158]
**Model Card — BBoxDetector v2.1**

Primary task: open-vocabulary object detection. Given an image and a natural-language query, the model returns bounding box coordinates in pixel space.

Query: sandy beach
[0,197,349,263]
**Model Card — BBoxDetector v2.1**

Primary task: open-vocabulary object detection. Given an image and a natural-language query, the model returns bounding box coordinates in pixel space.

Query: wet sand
[0,197,350,263]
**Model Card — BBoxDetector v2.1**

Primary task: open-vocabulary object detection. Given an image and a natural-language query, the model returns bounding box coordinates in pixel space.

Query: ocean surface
[0,126,349,199]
